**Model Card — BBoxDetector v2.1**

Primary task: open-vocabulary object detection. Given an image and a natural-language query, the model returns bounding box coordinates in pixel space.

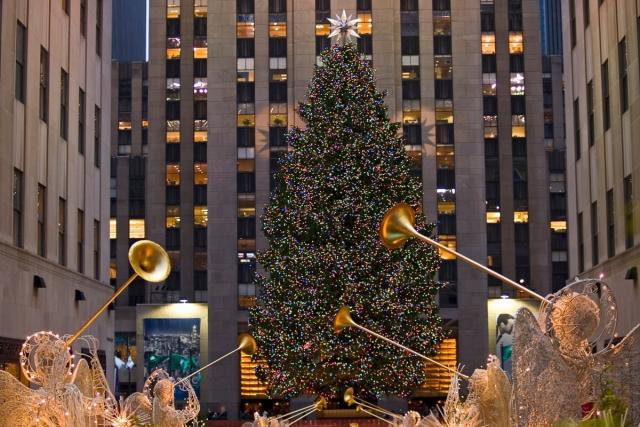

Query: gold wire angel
[122,368,200,427]
[512,278,640,426]
[0,331,116,427]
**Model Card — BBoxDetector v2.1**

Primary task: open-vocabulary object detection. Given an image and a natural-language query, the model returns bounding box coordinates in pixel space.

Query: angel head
[20,331,72,388]
[153,379,176,407]
[549,292,600,352]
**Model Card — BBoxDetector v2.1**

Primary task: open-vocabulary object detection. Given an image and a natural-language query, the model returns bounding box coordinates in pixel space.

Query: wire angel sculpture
[512,278,640,426]
[415,371,482,427]
[466,355,512,427]
[122,368,200,427]
[0,332,116,427]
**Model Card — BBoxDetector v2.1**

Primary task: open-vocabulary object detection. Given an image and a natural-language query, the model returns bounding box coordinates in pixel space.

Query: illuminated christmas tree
[249,43,445,399]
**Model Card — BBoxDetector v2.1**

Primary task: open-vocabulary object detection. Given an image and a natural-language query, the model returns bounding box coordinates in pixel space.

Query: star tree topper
[327,10,360,44]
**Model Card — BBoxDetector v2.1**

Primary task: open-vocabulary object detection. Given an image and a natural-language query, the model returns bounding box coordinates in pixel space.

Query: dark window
[438,214,456,235]
[269,82,287,102]
[60,69,69,140]
[357,0,371,10]
[79,89,86,155]
[511,95,525,114]
[432,0,450,11]
[194,143,206,162]
[437,169,455,189]
[573,98,581,160]
[316,36,331,54]
[400,11,419,36]
[402,80,421,100]
[401,0,419,11]
[194,17,206,37]
[194,59,207,77]
[194,100,207,120]
[15,21,26,103]
[237,0,255,14]
[80,0,87,36]
[194,227,207,248]
[570,0,576,48]
[194,185,207,205]
[166,101,180,120]
[403,124,421,145]
[238,127,255,147]
[509,54,524,72]
[167,18,181,37]
[94,106,101,167]
[583,0,589,27]
[166,229,180,250]
[436,124,454,145]
[166,144,180,162]
[78,209,85,274]
[433,36,451,55]
[619,37,628,112]
[269,38,287,57]
[435,80,453,99]
[401,36,420,55]
[166,187,180,205]
[40,47,49,122]
[602,61,610,130]
[508,12,523,31]
[96,0,103,56]
[587,80,594,146]
[238,259,256,284]
[315,0,330,21]
[481,12,495,32]
[166,59,180,78]
[484,96,497,115]
[37,184,46,256]
[59,198,66,265]
[482,55,496,73]
[269,0,286,13]
[269,127,287,146]
[591,201,598,266]
[357,35,373,56]
[13,169,23,247]
[237,83,255,102]
[238,172,256,193]
[606,189,614,258]
[237,39,255,58]
[624,175,634,249]
[238,217,256,239]
[62,0,69,14]
[93,220,100,280]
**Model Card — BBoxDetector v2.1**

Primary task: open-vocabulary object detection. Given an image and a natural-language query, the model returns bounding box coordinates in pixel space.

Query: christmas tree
[249,43,445,399]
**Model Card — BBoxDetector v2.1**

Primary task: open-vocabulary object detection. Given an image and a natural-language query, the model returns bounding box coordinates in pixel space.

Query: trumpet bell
[344,387,356,406]
[333,306,356,333]
[379,203,418,249]
[128,240,171,283]
[238,333,257,355]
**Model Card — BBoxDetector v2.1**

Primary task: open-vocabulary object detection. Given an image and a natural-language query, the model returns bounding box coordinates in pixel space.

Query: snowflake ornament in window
[327,10,360,44]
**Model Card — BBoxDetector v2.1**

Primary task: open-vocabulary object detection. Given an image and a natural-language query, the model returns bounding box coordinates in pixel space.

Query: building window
[37,184,46,257]
[591,201,598,266]
[194,206,208,227]
[59,198,66,265]
[15,21,26,103]
[78,210,85,273]
[94,106,101,167]
[96,0,103,56]
[60,69,69,140]
[508,32,523,54]
[94,220,100,280]
[586,80,594,146]
[606,189,614,258]
[166,206,180,229]
[129,219,145,239]
[166,164,180,186]
[62,0,69,14]
[194,163,208,184]
[573,98,580,160]
[583,0,589,27]
[624,175,634,249]
[618,37,628,113]
[12,169,23,248]
[601,61,610,131]
[39,47,49,122]
[80,0,87,36]
[569,0,576,48]
[79,89,86,154]
[168,0,181,18]
[481,33,495,54]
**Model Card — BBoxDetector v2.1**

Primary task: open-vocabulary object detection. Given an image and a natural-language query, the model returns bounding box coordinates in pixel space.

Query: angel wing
[121,392,153,424]
[596,323,640,424]
[70,358,93,397]
[513,307,582,426]
[173,379,200,423]
[0,370,67,426]
[467,356,512,427]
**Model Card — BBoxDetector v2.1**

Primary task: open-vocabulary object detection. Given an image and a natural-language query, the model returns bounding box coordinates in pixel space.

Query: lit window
[166,131,180,143]
[167,78,180,101]
[270,70,287,81]
[481,33,496,54]
[142,120,149,129]
[109,260,117,279]
[194,78,208,99]
[193,47,207,59]
[484,115,498,138]
[438,200,456,214]
[514,211,529,223]
[511,115,526,138]
[194,163,208,185]
[167,0,180,18]
[238,159,255,172]
[437,189,456,214]
[237,20,255,38]
[167,120,180,132]
[483,73,496,96]
[166,206,180,228]
[435,100,453,124]
[269,22,287,37]
[166,48,181,59]
[404,146,421,169]
[238,147,255,159]
[509,32,524,54]
[194,0,207,17]
[357,13,372,35]
[315,23,330,36]
[194,206,208,227]
[433,11,451,35]
[129,219,145,239]
[510,73,525,95]
[436,145,455,169]
[194,131,207,143]
[270,103,287,127]
[486,212,501,223]
[118,121,132,131]
[109,218,116,239]
[550,220,567,232]
[438,235,457,260]
[238,205,256,218]
[269,57,286,70]
[166,164,180,186]
[434,56,452,80]
[402,66,420,80]
[194,119,208,131]
[402,55,419,66]
[238,115,255,127]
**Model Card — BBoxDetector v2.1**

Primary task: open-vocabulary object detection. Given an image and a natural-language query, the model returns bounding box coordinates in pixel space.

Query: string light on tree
[249,43,445,399]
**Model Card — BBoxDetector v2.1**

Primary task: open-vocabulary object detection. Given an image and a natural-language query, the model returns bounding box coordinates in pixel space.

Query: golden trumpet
[334,307,469,380]
[67,240,171,346]
[356,405,395,425]
[176,333,257,387]
[380,203,549,303]
[344,387,400,421]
